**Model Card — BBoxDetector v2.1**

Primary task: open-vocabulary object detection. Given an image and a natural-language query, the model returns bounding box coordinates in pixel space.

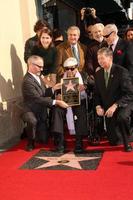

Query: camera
[84,7,92,17]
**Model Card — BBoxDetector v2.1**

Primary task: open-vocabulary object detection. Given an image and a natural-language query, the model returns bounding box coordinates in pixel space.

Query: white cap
[63,57,78,68]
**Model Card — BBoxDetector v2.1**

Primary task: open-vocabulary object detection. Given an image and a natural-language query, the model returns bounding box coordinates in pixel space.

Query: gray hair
[104,24,118,34]
[92,23,104,33]
[97,47,113,57]
[67,26,80,36]
[27,55,43,65]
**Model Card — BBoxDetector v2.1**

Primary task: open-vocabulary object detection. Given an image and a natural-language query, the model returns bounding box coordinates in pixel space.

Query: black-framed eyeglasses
[32,63,43,69]
[65,67,76,71]
[103,31,114,38]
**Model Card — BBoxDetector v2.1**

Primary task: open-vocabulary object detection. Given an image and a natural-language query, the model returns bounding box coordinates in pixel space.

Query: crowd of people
[21,8,133,153]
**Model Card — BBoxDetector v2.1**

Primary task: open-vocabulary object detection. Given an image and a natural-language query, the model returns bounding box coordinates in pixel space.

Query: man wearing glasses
[21,55,68,151]
[103,23,133,82]
[51,57,88,153]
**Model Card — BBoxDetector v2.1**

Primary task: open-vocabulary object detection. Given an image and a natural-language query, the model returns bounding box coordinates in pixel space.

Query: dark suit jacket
[113,38,133,72]
[22,72,54,117]
[24,35,38,63]
[85,40,107,76]
[95,64,133,111]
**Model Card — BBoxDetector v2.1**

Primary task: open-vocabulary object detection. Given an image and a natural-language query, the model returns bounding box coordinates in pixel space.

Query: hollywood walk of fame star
[65,80,76,92]
[35,151,100,170]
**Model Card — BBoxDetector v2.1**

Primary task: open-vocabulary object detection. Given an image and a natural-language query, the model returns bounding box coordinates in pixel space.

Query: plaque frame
[61,77,80,106]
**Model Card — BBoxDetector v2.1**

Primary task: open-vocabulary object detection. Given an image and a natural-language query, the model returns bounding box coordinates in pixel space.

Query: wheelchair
[85,76,105,145]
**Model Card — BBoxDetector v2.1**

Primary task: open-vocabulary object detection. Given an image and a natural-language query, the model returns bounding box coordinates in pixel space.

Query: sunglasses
[103,31,114,38]
[32,63,43,69]
[65,67,76,71]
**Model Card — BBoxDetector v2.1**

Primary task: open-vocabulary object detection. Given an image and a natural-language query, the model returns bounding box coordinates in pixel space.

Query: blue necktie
[72,46,79,64]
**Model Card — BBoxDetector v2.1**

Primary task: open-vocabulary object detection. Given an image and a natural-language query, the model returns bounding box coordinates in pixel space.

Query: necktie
[72,46,79,64]
[104,71,109,87]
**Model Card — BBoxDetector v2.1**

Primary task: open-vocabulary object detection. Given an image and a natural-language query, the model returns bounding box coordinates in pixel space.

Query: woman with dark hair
[24,19,50,63]
[31,28,57,87]
[124,27,133,41]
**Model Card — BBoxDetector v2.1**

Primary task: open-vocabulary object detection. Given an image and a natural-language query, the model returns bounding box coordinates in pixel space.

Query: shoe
[55,146,65,153]
[125,144,133,152]
[25,141,35,152]
[74,146,85,154]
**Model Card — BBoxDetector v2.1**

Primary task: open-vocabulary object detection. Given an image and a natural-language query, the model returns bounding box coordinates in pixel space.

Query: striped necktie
[72,46,79,64]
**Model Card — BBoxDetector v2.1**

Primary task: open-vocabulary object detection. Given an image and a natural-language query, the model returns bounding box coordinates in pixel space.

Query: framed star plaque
[61,77,80,106]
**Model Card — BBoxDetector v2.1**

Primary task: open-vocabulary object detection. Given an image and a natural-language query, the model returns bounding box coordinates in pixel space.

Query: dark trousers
[51,102,88,148]
[22,111,48,143]
[105,105,132,148]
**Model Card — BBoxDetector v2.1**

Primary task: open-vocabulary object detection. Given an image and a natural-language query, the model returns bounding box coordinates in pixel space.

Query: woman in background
[124,27,133,41]
[32,28,57,87]
[24,19,50,63]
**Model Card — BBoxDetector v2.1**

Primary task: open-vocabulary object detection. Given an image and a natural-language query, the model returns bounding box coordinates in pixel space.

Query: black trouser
[105,105,132,148]
[22,111,48,143]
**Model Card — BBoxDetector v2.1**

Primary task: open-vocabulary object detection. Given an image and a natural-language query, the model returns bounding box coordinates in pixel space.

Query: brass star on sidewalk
[65,80,76,92]
[35,151,100,169]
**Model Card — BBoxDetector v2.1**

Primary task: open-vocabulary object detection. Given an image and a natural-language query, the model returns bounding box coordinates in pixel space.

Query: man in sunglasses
[21,55,69,151]
[103,23,133,82]
[51,57,88,153]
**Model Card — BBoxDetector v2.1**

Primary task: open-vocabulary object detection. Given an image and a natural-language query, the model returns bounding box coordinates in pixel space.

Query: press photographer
[80,7,102,46]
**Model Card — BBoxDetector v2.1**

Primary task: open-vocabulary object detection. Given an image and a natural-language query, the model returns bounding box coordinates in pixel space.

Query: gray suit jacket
[22,72,54,115]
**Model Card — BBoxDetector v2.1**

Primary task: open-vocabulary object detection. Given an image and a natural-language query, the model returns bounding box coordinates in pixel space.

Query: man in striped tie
[56,26,86,81]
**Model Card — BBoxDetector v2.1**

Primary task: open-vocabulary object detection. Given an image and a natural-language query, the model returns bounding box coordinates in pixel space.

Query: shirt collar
[28,72,41,85]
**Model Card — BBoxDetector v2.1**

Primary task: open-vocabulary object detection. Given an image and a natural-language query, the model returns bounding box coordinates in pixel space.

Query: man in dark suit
[22,55,68,151]
[95,47,133,152]
[103,24,133,81]
[85,23,106,77]
[51,57,88,153]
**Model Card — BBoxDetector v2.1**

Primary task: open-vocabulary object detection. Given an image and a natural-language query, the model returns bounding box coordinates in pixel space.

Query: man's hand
[105,104,118,118]
[55,100,69,108]
[96,105,104,116]
[53,83,62,91]
[80,8,86,20]
[78,84,86,92]
[90,8,96,18]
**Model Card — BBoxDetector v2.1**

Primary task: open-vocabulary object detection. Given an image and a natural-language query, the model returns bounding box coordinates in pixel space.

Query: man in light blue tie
[56,26,86,81]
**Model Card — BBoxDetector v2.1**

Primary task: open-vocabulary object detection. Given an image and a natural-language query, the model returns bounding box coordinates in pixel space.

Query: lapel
[106,65,115,91]
[97,69,106,90]
[64,42,85,67]
[27,72,46,93]
[113,38,122,55]
[77,43,85,68]
[99,66,115,91]
[65,42,73,57]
